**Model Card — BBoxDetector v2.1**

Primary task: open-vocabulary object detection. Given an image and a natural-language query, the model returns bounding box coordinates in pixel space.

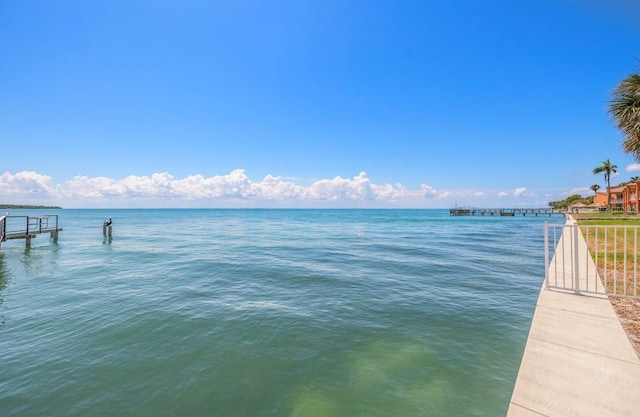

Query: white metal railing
[544,221,640,299]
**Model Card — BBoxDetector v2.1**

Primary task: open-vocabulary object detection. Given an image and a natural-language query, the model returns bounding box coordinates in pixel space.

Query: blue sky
[1,0,639,208]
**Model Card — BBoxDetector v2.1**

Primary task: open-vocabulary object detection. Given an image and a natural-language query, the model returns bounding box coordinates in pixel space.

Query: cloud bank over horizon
[0,170,554,208]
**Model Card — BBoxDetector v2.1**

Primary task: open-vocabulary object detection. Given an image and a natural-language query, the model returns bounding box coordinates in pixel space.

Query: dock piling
[103,219,113,238]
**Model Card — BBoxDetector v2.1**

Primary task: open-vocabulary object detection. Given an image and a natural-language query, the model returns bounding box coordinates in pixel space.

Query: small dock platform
[0,214,62,248]
[449,208,560,217]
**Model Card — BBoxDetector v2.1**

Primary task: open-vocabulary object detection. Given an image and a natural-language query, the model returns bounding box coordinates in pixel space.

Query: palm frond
[609,73,640,159]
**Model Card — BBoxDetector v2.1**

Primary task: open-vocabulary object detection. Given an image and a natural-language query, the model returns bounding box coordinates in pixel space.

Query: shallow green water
[0,209,552,416]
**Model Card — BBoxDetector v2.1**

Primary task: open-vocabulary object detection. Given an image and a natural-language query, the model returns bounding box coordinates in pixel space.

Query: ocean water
[0,209,557,416]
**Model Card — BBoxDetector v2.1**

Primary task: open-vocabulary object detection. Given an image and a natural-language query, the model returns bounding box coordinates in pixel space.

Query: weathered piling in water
[103,219,113,238]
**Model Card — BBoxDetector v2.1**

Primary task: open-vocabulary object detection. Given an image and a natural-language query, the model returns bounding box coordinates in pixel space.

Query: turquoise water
[0,209,554,416]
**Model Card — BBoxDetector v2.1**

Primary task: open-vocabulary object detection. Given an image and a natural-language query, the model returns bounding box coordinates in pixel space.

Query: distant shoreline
[0,204,62,210]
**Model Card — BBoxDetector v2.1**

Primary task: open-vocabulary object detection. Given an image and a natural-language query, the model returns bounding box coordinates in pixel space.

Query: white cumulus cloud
[514,187,527,197]
[0,170,420,207]
[0,171,58,197]
[0,170,555,208]
[306,172,407,201]
[421,184,437,198]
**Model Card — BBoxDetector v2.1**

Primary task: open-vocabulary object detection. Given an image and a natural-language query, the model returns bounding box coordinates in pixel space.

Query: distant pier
[0,214,62,248]
[449,208,560,217]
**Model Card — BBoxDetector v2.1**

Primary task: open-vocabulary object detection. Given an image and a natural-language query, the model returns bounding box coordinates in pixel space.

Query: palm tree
[590,184,600,198]
[593,159,618,210]
[609,72,640,159]
[631,176,640,182]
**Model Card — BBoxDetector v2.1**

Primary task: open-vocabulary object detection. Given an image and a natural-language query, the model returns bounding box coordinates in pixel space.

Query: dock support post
[25,236,31,249]
[51,230,58,242]
[107,225,112,238]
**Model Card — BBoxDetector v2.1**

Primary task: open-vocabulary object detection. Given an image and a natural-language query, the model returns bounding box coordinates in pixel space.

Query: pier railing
[451,208,559,216]
[0,214,61,248]
[544,222,639,299]
[3,215,58,235]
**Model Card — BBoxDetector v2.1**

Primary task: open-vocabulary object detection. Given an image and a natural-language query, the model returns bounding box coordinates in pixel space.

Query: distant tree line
[0,204,62,210]
[548,194,593,210]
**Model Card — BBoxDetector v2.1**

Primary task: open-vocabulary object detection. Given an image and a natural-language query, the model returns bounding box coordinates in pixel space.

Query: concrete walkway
[507,217,640,417]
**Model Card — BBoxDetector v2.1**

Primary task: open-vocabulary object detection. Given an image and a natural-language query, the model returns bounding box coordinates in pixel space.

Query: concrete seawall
[507,217,640,416]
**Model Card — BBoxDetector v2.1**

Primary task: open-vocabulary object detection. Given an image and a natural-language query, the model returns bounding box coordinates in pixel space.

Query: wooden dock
[0,214,63,248]
[449,208,560,217]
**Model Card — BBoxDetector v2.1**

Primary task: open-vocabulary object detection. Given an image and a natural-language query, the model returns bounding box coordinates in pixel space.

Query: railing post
[0,216,5,248]
[624,227,628,297]
[602,227,607,291]
[544,221,549,290]
[614,227,618,295]
[573,223,580,295]
[51,215,58,242]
